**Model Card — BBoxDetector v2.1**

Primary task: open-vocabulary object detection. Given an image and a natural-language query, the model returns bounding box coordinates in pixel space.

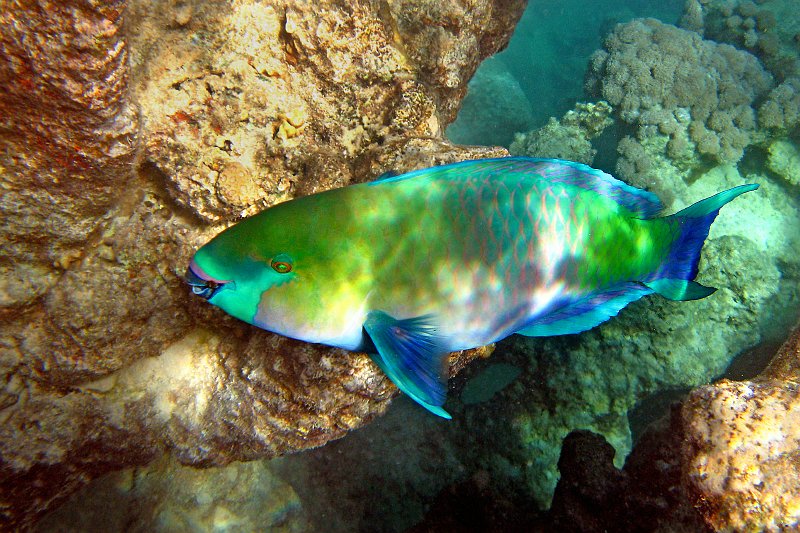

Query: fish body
[188,157,757,418]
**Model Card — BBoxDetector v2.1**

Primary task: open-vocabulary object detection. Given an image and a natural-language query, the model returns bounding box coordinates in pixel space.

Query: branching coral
[586,18,773,166]
[687,0,800,82]
[509,101,612,164]
[759,76,800,132]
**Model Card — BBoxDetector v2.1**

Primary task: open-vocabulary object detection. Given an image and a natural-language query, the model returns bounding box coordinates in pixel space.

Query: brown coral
[689,0,800,82]
[759,76,800,131]
[587,18,773,166]
[509,101,613,165]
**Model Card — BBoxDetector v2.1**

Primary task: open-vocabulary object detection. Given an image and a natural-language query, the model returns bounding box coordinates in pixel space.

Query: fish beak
[185,259,232,300]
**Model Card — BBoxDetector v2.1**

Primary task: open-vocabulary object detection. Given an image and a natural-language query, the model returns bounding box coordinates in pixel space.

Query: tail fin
[643,184,759,301]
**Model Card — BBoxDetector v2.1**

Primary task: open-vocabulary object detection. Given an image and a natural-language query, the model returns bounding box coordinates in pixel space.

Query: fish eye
[270,257,292,274]
[270,253,293,274]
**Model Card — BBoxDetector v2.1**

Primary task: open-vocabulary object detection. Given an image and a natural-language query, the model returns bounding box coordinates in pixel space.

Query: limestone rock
[767,137,800,186]
[681,320,800,532]
[35,456,309,532]
[446,56,536,148]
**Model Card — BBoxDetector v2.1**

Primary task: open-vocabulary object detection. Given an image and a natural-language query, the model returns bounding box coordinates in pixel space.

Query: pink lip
[189,258,232,284]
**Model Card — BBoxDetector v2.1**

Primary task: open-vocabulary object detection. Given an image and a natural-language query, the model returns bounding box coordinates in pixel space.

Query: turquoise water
[36,0,800,531]
[447,0,684,147]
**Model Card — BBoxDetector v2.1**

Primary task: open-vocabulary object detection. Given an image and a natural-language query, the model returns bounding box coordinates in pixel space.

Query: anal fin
[516,284,653,337]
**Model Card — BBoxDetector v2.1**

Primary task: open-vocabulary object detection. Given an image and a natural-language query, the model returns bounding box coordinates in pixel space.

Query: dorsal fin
[365,157,664,219]
[373,169,399,182]
[519,158,663,219]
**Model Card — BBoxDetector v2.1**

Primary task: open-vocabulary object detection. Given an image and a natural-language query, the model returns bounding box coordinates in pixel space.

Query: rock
[34,456,308,532]
[454,159,798,509]
[413,414,710,532]
[767,137,800,186]
[0,0,525,529]
[446,56,535,147]
[681,318,800,532]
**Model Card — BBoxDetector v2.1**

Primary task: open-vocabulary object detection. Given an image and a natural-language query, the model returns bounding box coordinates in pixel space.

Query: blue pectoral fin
[643,279,716,301]
[364,311,452,419]
[516,284,653,337]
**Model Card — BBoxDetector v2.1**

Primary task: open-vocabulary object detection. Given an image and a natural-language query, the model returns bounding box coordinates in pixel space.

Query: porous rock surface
[0,0,523,528]
[681,318,800,532]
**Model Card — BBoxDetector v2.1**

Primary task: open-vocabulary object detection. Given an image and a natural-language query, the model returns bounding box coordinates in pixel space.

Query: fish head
[186,195,369,344]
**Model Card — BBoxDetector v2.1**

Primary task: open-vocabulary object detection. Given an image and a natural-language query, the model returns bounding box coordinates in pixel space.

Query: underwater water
[18,0,800,531]
[446,0,685,147]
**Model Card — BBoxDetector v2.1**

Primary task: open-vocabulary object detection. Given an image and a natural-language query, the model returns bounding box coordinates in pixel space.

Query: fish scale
[188,156,758,417]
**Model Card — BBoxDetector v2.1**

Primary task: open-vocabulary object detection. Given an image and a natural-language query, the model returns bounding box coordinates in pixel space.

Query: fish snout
[185,259,232,300]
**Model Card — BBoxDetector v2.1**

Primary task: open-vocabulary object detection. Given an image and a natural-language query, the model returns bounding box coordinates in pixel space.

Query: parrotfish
[187,157,757,418]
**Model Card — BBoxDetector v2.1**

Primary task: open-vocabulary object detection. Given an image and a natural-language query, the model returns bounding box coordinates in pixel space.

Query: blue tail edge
[644,184,759,301]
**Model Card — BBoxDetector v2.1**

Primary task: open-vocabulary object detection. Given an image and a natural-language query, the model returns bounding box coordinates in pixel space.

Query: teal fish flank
[187,157,758,418]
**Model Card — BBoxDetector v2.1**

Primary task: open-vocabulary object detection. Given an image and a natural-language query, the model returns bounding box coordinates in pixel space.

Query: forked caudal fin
[643,183,759,301]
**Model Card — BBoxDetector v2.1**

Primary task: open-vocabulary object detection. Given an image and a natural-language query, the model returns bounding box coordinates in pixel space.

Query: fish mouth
[185,259,233,300]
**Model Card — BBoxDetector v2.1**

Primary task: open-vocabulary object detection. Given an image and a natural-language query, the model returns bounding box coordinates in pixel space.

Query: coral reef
[684,0,800,82]
[445,56,535,147]
[680,1,800,139]
[759,76,800,132]
[4,0,800,529]
[0,0,523,528]
[767,137,800,186]
[415,318,800,532]
[457,0,684,144]
[457,158,800,508]
[509,101,612,164]
[586,18,773,168]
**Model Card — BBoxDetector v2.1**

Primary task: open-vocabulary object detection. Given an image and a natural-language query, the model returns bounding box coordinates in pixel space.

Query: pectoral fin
[363,311,451,419]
